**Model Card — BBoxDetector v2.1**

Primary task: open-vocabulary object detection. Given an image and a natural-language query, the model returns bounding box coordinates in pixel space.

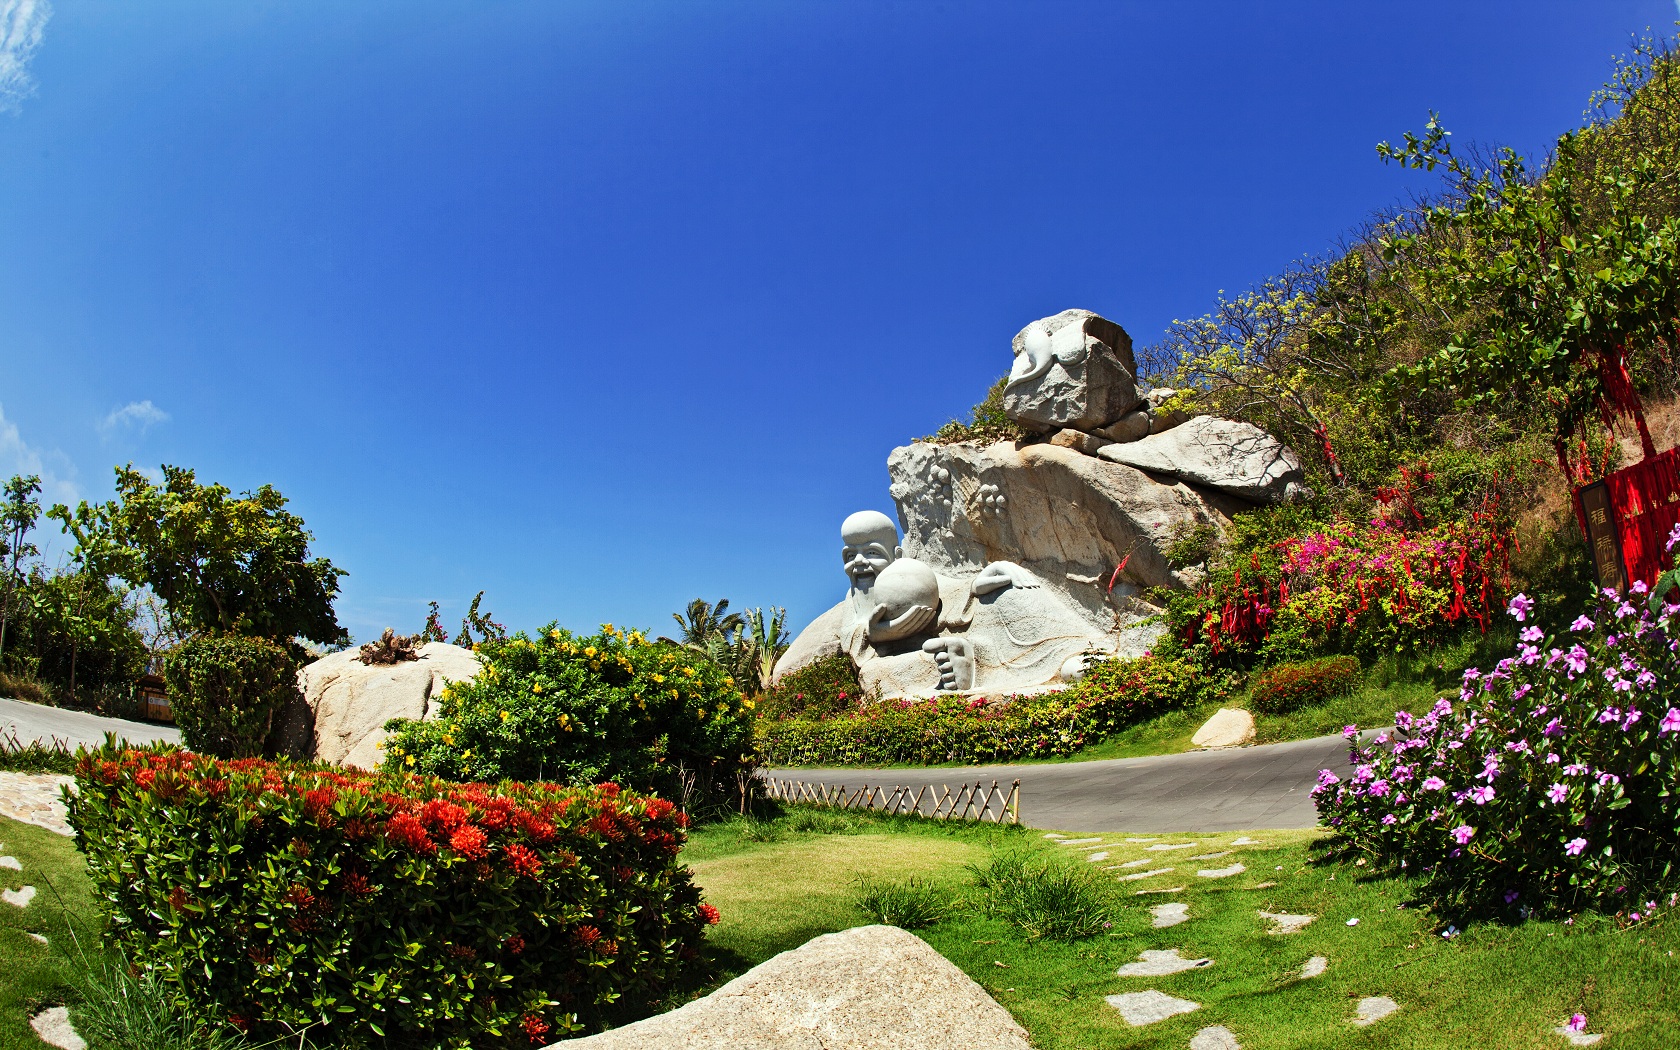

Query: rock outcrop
[557,925,1032,1050]
[1097,415,1307,504]
[889,440,1246,636]
[274,643,481,768]
[1002,310,1143,434]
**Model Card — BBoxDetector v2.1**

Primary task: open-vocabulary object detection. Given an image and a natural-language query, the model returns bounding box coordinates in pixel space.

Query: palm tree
[665,599,744,648]
[738,606,790,695]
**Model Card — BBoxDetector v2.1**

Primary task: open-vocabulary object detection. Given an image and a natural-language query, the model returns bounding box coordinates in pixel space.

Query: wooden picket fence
[761,776,1020,825]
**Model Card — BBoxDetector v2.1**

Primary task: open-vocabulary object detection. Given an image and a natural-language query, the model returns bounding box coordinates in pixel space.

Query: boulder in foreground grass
[560,925,1031,1050]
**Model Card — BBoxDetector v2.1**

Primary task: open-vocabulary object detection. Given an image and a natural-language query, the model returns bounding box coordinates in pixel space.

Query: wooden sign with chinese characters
[1573,446,1680,591]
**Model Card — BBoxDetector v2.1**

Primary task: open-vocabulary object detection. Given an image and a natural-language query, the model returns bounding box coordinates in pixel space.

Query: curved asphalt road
[770,732,1358,833]
[1,696,182,750]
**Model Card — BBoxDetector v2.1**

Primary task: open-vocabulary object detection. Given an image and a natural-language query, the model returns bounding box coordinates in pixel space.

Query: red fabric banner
[1576,447,1680,591]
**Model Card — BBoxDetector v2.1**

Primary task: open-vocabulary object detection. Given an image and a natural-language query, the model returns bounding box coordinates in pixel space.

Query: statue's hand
[868,603,936,642]
[972,562,1039,597]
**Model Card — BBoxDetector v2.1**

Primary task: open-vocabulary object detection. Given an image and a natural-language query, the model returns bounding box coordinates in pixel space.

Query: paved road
[0,696,181,751]
[770,732,1358,833]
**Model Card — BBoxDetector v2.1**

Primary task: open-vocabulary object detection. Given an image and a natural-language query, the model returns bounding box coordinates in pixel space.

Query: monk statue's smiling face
[840,510,901,592]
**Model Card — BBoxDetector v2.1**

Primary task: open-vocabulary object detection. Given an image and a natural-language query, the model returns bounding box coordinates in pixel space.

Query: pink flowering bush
[1315,556,1680,916]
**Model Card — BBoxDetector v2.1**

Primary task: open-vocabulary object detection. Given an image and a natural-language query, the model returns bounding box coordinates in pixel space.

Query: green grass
[0,815,99,1050]
[686,807,1680,1048]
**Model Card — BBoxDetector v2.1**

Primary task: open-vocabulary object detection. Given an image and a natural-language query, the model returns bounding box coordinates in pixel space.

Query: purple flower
[1507,593,1535,621]
[1546,783,1567,803]
[1632,579,1650,595]
[1452,825,1475,845]
[1381,813,1397,826]
[1480,756,1501,780]
[1567,1012,1587,1032]
[1470,785,1495,805]
[1616,601,1637,619]
[1598,772,1621,787]
[1564,762,1588,776]
[1517,645,1541,665]
[1546,753,1560,764]
[1659,708,1680,734]
[1565,838,1587,857]
[1367,780,1390,798]
[1342,724,1359,741]
[1521,625,1544,643]
[1571,615,1595,632]
[1543,718,1562,737]
[1564,646,1589,676]
[1622,709,1642,730]
[1422,776,1445,790]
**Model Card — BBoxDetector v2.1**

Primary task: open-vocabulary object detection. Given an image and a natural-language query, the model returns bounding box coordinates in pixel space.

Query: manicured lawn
[687,808,1680,1048]
[0,815,98,1050]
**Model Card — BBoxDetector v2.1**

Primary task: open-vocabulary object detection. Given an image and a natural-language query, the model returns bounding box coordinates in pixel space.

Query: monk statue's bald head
[841,510,901,590]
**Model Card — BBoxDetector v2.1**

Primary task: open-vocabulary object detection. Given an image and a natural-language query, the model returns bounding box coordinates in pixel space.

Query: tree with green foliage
[60,465,347,646]
[666,598,742,648]
[0,474,42,664]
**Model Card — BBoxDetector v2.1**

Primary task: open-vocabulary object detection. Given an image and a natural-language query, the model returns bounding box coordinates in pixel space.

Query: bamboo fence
[761,776,1020,825]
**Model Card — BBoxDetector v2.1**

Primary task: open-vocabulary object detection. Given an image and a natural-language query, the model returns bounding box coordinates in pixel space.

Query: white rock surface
[0,773,74,836]
[1125,837,1159,843]
[26,931,47,944]
[1258,911,1316,935]
[1048,429,1113,455]
[1553,1026,1605,1046]
[1098,415,1307,505]
[0,855,19,870]
[1086,852,1110,862]
[1136,887,1186,895]
[1151,902,1190,928]
[277,643,481,768]
[1056,837,1104,846]
[557,926,1031,1050]
[1301,956,1328,979]
[1147,842,1198,851]
[1353,997,1399,1026]
[1002,310,1142,434]
[1231,836,1260,845]
[1095,410,1152,444]
[29,1007,85,1050]
[1119,868,1174,882]
[1104,990,1200,1026]
[1197,863,1246,879]
[1190,1026,1241,1050]
[1189,851,1232,860]
[1121,858,1155,868]
[889,440,1244,635]
[1191,709,1255,749]
[3,885,36,908]
[1117,949,1212,977]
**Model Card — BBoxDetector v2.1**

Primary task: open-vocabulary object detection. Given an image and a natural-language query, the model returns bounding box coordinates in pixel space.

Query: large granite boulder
[273,643,481,769]
[558,925,1032,1050]
[1097,414,1307,504]
[889,439,1246,636]
[1002,310,1143,434]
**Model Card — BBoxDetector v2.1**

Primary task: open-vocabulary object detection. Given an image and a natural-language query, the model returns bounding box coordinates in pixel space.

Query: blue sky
[1,1,1676,644]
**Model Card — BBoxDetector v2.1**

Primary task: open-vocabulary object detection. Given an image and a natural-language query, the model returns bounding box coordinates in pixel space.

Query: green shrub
[69,744,715,1048]
[926,376,1027,445]
[0,727,78,773]
[757,652,869,721]
[852,876,949,929]
[161,635,298,758]
[755,655,1215,767]
[968,850,1110,941]
[1250,655,1362,714]
[383,625,756,811]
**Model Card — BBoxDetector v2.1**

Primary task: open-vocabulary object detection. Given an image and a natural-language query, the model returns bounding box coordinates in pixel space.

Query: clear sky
[1,1,1676,644]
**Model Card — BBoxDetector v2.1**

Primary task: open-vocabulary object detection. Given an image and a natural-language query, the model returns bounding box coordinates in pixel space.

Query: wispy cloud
[100,399,170,436]
[0,401,77,506]
[0,0,51,114]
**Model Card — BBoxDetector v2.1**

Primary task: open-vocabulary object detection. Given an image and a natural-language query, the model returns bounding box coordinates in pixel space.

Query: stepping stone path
[1120,858,1154,868]
[1353,997,1399,1026]
[1231,837,1259,845]
[1151,902,1190,928]
[29,1008,86,1050]
[1,854,20,870]
[27,931,48,945]
[1553,1026,1605,1046]
[1087,852,1110,862]
[1136,887,1185,895]
[1117,949,1212,977]
[0,773,76,836]
[1190,1026,1241,1050]
[1104,990,1200,1026]
[1196,863,1246,879]
[1043,833,1065,839]
[1189,851,1231,860]
[1300,956,1328,979]
[4,885,37,908]
[1057,837,1104,846]
[1119,868,1173,882]
[1147,842,1198,851]
[1125,837,1158,843]
[1258,911,1316,934]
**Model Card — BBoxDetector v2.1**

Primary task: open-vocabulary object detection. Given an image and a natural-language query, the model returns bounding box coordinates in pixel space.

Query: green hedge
[756,656,1214,767]
[161,634,298,758]
[69,745,715,1048]
[757,653,869,721]
[1250,655,1361,714]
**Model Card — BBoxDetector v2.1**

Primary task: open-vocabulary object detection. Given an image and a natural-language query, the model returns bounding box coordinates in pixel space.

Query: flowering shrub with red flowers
[1314,568,1680,918]
[754,656,1214,766]
[1170,515,1512,665]
[69,744,717,1048]
[1250,655,1361,714]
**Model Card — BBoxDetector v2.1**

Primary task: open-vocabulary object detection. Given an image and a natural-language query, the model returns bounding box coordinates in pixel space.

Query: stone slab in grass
[1300,956,1328,979]
[30,1007,86,1050]
[1553,1026,1605,1046]
[1146,842,1197,851]
[1150,902,1190,928]
[1056,837,1104,846]
[0,855,20,869]
[1354,997,1399,1026]
[1103,990,1199,1026]
[558,925,1031,1050]
[1258,911,1315,934]
[1231,837,1259,845]
[1086,852,1110,862]
[1190,1026,1241,1050]
[1116,949,1212,977]
[1118,868,1174,882]
[4,885,37,908]
[1197,863,1246,879]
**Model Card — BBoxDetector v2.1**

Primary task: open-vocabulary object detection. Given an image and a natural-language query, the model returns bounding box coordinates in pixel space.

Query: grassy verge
[0,815,98,1050]
[687,807,1680,1048]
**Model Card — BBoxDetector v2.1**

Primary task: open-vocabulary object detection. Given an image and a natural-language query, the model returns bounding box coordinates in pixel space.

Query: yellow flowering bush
[382,625,756,810]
